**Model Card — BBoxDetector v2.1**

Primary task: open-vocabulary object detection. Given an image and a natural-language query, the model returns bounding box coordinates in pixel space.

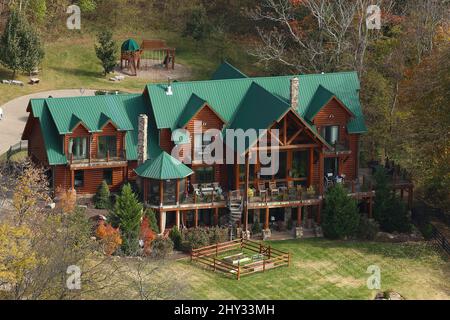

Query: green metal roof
[304,85,354,121]
[121,39,140,52]
[46,95,134,134]
[29,94,158,165]
[134,151,194,180]
[176,94,207,128]
[211,61,248,80]
[29,99,67,165]
[146,71,367,134]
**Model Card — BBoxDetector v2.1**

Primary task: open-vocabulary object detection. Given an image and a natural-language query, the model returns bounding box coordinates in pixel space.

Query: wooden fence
[6,141,28,160]
[191,239,291,280]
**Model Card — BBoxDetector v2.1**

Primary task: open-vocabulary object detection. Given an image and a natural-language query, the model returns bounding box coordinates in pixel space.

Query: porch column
[319,150,324,195]
[159,180,164,207]
[264,207,269,230]
[143,179,148,203]
[214,207,219,226]
[297,206,302,227]
[176,210,180,230]
[308,148,314,187]
[158,210,166,235]
[243,152,250,231]
[194,209,199,228]
[175,179,180,205]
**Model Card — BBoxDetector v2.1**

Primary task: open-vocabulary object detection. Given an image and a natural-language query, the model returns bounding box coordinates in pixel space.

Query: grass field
[167,239,449,300]
[0,30,255,105]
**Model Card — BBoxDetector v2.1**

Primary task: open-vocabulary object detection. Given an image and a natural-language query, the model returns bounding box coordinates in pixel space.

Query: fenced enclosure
[6,141,28,160]
[191,239,291,280]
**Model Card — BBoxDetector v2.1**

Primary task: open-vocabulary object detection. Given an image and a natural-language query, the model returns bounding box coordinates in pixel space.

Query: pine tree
[95,31,117,75]
[144,209,160,234]
[94,181,111,209]
[322,184,360,239]
[109,184,143,255]
[0,10,44,78]
[0,11,23,79]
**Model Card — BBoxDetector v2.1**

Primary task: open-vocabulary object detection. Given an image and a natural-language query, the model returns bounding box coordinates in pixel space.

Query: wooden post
[237,263,241,280]
[176,179,180,205]
[297,206,302,227]
[194,209,199,228]
[216,243,219,257]
[214,207,219,226]
[159,180,164,207]
[308,148,314,187]
[264,207,269,230]
[70,170,75,190]
[176,210,180,230]
[243,152,250,232]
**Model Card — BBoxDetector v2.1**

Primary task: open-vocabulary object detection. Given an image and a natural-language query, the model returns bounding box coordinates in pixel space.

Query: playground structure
[120,39,176,76]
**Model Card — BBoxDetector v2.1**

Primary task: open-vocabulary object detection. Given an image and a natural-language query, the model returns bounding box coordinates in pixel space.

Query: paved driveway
[0,89,96,155]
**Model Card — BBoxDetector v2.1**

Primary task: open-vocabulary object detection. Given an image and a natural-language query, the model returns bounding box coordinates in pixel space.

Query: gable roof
[134,151,194,180]
[46,95,134,134]
[146,71,367,134]
[304,85,354,121]
[175,94,225,129]
[211,61,248,80]
[28,94,156,165]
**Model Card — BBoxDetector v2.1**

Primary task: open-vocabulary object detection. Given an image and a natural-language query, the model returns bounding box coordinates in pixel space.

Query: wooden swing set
[120,39,176,76]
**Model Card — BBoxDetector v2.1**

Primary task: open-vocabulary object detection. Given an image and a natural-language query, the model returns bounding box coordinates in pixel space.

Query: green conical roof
[134,151,193,180]
[121,39,140,52]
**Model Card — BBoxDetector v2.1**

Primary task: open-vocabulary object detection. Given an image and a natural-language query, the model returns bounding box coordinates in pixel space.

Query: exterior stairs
[227,198,243,225]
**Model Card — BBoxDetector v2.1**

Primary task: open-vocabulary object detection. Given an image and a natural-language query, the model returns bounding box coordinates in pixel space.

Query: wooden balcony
[68,150,127,169]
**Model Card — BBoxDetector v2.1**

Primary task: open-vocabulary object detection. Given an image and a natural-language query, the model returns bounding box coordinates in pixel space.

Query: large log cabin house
[22,62,374,238]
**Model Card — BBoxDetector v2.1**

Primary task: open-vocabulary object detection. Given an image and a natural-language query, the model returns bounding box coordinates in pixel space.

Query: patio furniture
[258,182,268,198]
[324,173,334,188]
[269,181,279,197]
[192,183,201,196]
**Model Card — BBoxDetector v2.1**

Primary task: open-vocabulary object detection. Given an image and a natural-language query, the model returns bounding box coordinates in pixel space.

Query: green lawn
[172,239,449,300]
[0,30,255,105]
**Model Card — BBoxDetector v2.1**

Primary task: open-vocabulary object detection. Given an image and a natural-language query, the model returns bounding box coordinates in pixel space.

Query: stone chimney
[138,114,148,165]
[290,77,299,110]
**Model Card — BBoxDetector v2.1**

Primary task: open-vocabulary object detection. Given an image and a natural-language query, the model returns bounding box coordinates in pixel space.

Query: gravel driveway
[0,89,96,156]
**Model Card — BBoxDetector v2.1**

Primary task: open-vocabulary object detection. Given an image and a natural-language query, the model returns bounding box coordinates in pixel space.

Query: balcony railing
[68,149,127,166]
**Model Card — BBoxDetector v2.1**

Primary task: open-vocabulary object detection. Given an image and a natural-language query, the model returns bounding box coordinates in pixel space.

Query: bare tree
[248,0,395,75]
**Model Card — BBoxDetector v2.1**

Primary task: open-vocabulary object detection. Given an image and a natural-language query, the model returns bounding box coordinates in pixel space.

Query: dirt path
[0,89,96,155]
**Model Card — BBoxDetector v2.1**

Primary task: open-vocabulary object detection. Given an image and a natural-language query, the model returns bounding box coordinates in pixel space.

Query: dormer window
[322,126,339,145]
[98,136,117,159]
[69,137,88,160]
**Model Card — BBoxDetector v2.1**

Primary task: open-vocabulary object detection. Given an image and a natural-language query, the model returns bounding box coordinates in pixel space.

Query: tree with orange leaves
[96,221,122,255]
[140,216,156,256]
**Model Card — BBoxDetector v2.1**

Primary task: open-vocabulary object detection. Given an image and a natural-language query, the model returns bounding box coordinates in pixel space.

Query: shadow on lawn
[269,238,447,262]
[50,66,103,79]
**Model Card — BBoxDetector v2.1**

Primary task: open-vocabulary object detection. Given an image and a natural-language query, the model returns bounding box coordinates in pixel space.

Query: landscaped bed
[191,239,291,280]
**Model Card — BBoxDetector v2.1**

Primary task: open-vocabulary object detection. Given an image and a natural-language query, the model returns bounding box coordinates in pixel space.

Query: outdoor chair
[258,182,268,198]
[269,181,279,197]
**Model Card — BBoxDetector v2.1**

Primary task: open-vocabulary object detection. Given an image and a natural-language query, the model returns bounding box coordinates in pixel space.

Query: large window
[69,137,88,160]
[194,166,215,184]
[74,170,84,188]
[148,180,161,206]
[322,126,339,145]
[291,151,308,179]
[163,180,177,205]
[98,136,117,159]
